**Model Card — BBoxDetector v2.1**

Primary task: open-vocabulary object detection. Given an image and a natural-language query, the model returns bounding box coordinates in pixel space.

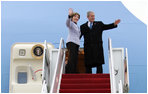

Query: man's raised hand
[114,19,121,26]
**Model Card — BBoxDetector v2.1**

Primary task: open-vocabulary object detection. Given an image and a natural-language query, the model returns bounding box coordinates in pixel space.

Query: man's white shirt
[88,21,93,28]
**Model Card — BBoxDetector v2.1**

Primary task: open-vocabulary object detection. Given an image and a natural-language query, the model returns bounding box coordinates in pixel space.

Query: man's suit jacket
[80,21,117,67]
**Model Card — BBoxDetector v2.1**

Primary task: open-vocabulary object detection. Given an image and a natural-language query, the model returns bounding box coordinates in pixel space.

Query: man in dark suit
[80,11,120,73]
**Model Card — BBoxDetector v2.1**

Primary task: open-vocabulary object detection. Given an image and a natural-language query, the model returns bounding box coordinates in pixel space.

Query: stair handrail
[41,40,51,93]
[56,49,66,92]
[108,38,117,93]
[123,48,129,92]
[50,38,65,93]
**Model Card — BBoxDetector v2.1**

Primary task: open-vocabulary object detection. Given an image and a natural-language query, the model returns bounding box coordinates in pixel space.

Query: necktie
[90,22,93,29]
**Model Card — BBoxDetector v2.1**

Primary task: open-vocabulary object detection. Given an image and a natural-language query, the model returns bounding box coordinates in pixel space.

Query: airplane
[9,38,129,93]
[2,1,147,93]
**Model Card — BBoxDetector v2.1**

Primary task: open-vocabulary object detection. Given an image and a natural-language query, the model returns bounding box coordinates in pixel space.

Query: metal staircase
[41,38,129,93]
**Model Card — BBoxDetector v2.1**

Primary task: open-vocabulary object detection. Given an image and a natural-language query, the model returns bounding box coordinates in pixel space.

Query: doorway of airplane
[65,48,86,73]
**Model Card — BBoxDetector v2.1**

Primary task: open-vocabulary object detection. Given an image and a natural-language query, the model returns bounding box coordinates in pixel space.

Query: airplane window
[17,72,27,84]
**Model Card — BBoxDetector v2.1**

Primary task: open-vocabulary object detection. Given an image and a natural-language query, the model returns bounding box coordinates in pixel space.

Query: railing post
[123,48,129,93]
[108,38,117,93]
[119,80,123,93]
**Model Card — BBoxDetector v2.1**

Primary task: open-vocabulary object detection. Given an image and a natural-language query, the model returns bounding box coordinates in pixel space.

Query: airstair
[9,38,129,93]
[42,38,129,93]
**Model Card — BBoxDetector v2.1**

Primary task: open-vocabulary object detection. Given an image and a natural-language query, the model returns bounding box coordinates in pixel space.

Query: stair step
[62,74,110,79]
[60,74,111,93]
[59,89,111,93]
[61,78,110,84]
[60,83,110,89]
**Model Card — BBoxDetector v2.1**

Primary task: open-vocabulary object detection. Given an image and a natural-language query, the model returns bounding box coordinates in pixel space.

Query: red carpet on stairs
[59,74,111,93]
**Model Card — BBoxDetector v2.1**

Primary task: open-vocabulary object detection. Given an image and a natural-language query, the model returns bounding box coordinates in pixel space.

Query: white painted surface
[112,48,125,91]
[9,43,54,93]
[50,38,65,93]
[121,0,147,24]
[108,38,117,93]
[119,80,123,93]
[42,40,51,92]
[108,38,129,93]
